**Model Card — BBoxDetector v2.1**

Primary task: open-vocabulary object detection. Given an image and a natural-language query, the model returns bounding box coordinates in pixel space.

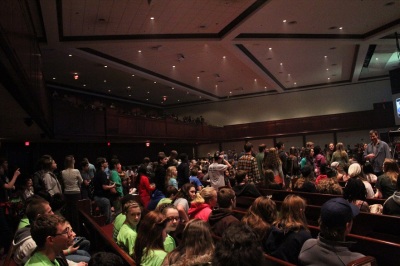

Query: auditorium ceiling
[23,0,400,109]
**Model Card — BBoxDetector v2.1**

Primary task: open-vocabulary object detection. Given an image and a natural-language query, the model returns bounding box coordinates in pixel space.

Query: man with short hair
[208,187,239,237]
[256,144,267,181]
[208,152,231,189]
[237,142,260,183]
[277,142,288,177]
[25,214,76,266]
[298,198,365,265]
[364,130,391,176]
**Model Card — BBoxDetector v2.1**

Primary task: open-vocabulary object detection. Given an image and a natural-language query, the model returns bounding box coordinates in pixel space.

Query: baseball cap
[320,198,359,227]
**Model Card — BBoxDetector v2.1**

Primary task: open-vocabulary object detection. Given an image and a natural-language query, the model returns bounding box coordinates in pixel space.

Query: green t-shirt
[110,170,124,196]
[141,249,167,266]
[163,234,176,252]
[25,251,60,266]
[117,223,137,256]
[113,213,126,241]
[18,215,30,229]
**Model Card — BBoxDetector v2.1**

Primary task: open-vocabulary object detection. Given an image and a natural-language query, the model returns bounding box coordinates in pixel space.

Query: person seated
[315,164,329,185]
[232,170,261,198]
[383,174,400,216]
[264,195,311,265]
[162,219,214,266]
[157,185,178,207]
[316,168,343,195]
[348,163,375,199]
[88,252,124,266]
[242,196,277,243]
[173,183,196,223]
[212,223,265,266]
[188,187,217,221]
[375,159,398,199]
[189,168,203,191]
[133,211,168,266]
[25,214,87,266]
[156,204,180,252]
[117,201,142,256]
[293,166,317,193]
[344,176,370,212]
[147,189,165,210]
[208,187,240,237]
[299,198,365,265]
[263,169,282,190]
[113,194,140,241]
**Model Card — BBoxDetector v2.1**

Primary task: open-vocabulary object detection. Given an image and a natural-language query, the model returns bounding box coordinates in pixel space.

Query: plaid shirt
[237,154,260,182]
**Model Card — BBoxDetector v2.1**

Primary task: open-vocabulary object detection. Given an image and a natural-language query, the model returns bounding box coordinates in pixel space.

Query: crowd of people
[0,129,399,265]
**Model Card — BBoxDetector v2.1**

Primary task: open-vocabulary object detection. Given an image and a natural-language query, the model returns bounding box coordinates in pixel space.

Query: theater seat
[346,256,377,266]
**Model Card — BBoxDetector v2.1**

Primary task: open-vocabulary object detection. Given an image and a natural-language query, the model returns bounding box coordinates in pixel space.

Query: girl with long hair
[135,165,155,208]
[165,166,178,190]
[331,142,349,169]
[241,196,277,242]
[173,183,196,223]
[162,219,214,266]
[264,194,311,265]
[375,159,399,198]
[263,148,285,188]
[134,211,168,266]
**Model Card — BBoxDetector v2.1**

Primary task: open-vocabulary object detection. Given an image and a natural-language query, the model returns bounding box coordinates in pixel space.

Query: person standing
[208,152,231,189]
[364,130,391,176]
[237,142,260,183]
[93,158,115,224]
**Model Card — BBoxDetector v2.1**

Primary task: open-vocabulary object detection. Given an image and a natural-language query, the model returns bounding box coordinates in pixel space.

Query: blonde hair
[165,166,177,187]
[383,159,399,184]
[200,187,216,204]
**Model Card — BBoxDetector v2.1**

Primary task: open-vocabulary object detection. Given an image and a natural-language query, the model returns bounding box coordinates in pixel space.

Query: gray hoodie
[383,191,400,216]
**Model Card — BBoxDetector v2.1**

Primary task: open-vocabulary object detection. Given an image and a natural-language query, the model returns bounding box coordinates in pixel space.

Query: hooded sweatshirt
[383,191,400,216]
[188,202,212,221]
[12,226,36,265]
[208,208,239,237]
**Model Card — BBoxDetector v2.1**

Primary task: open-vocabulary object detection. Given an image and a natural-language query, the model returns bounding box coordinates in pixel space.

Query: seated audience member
[162,219,214,266]
[113,194,140,241]
[344,177,369,212]
[383,174,400,216]
[363,162,377,184]
[189,168,204,191]
[293,166,317,193]
[13,197,54,265]
[157,204,179,252]
[375,158,398,199]
[264,195,311,265]
[347,162,375,199]
[188,187,217,221]
[299,198,365,265]
[263,169,282,190]
[88,252,124,266]
[134,211,168,266]
[173,183,196,223]
[147,189,165,210]
[316,168,343,195]
[241,196,277,243]
[315,164,328,185]
[232,170,261,197]
[212,223,265,266]
[208,187,240,237]
[64,221,91,263]
[117,200,142,256]
[25,214,87,266]
[157,185,178,207]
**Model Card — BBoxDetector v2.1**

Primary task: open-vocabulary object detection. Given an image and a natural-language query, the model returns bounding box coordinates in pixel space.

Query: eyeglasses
[166,216,181,222]
[54,227,72,237]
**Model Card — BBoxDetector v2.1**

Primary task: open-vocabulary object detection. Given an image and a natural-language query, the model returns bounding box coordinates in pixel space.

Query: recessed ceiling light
[172,65,175,68]
[132,74,135,77]
[172,87,174,90]
[254,79,257,81]
[127,86,131,89]
[264,86,267,89]
[222,56,226,59]
[150,17,154,20]
[339,27,343,30]
[83,84,86,87]
[269,47,272,50]
[294,82,297,85]
[280,63,283,66]
[68,54,72,57]
[326,68,329,71]
[52,77,56,80]
[108,89,111,92]
[288,74,291,76]
[146,99,149,101]
[178,100,180,102]
[283,20,287,23]
[328,77,330,80]
[104,65,107,68]
[154,81,156,83]
[199,96,202,98]
[104,80,107,83]
[138,50,142,53]
[324,56,327,58]
[129,94,131,97]
[197,77,200,79]
[147,91,150,94]
[376,58,379,60]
